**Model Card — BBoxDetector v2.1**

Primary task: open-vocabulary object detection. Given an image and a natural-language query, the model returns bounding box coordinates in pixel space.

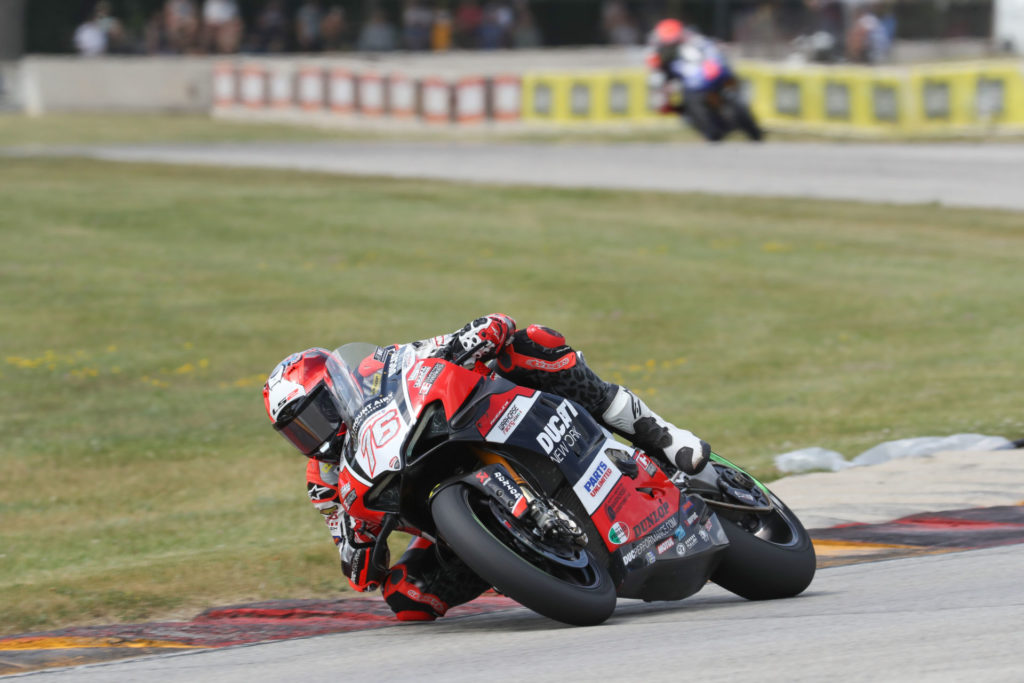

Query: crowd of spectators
[72,0,581,56]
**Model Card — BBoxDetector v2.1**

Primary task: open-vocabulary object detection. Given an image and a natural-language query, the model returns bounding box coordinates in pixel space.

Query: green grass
[1,154,1022,636]
[0,112,703,147]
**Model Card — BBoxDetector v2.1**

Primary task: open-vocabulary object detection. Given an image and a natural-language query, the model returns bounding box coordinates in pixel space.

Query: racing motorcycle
[657,37,763,142]
[326,342,815,626]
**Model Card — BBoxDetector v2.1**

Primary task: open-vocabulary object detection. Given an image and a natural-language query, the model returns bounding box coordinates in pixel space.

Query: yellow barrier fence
[522,59,1024,135]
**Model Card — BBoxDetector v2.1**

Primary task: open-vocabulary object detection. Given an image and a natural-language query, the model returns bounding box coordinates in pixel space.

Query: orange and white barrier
[240,64,267,109]
[358,72,385,117]
[214,61,535,124]
[213,62,237,109]
[269,68,293,109]
[492,74,522,121]
[454,76,486,124]
[421,77,451,124]
[388,73,416,119]
[298,66,325,111]
[328,67,355,114]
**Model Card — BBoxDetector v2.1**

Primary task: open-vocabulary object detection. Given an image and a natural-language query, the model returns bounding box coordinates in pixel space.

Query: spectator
[512,2,541,48]
[358,7,398,52]
[255,0,290,52]
[295,0,324,52]
[454,0,483,48]
[402,0,434,51]
[202,0,243,53]
[164,0,199,53]
[74,1,126,56]
[431,8,453,51]
[144,8,172,53]
[478,3,509,49]
[320,5,347,51]
[846,5,891,64]
[602,1,639,46]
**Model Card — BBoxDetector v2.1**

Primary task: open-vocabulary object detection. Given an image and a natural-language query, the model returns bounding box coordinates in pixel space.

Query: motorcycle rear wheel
[704,459,816,600]
[431,483,617,626]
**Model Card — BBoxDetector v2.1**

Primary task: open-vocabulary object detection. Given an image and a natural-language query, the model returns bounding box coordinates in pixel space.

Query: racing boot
[600,385,710,476]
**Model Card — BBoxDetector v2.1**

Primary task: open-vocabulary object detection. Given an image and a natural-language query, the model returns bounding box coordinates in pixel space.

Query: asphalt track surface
[7,140,1024,211]
[8,545,1024,682]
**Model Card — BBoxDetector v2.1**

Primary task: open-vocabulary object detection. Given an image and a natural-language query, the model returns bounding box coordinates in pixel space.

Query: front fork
[467,449,588,547]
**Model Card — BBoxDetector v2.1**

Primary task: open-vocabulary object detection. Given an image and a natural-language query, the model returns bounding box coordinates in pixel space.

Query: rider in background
[262,314,710,621]
[646,17,723,115]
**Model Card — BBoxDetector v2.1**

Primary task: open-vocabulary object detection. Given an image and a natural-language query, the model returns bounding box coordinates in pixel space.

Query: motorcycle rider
[646,18,729,124]
[262,314,710,621]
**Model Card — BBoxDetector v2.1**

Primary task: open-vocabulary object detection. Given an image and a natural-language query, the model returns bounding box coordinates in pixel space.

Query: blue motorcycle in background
[659,37,763,142]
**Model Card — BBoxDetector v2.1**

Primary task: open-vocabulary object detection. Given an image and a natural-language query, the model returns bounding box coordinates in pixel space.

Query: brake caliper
[528,499,589,548]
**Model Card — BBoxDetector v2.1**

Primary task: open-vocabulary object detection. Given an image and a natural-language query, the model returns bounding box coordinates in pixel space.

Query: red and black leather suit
[306,314,708,621]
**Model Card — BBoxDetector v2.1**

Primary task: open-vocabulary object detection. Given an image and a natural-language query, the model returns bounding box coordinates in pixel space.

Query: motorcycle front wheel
[431,483,617,626]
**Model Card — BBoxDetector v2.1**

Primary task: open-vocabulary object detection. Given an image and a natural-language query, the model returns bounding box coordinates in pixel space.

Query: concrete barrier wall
[13,49,649,115]
[18,56,218,114]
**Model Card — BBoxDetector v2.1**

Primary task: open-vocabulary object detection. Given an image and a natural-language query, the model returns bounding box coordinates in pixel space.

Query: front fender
[431,463,529,519]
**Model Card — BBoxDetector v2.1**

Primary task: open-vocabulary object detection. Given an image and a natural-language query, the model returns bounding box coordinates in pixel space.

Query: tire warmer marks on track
[811,503,1024,567]
[4,504,1024,675]
[0,595,518,675]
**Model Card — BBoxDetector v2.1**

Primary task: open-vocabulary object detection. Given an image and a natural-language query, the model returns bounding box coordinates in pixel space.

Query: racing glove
[449,314,516,369]
[338,519,388,592]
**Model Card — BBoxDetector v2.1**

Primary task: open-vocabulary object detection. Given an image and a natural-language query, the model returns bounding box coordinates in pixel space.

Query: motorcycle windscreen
[326,342,382,427]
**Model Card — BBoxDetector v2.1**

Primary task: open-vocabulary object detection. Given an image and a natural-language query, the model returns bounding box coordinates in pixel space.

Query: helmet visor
[274,383,341,455]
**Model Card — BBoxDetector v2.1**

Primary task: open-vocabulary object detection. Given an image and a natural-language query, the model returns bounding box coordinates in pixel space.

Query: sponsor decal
[342,490,357,510]
[389,456,400,470]
[524,354,575,371]
[698,529,710,542]
[675,542,687,556]
[484,394,538,444]
[585,462,611,495]
[339,481,352,496]
[684,535,698,550]
[351,395,390,434]
[644,550,657,566]
[415,363,445,396]
[622,535,658,565]
[632,501,671,539]
[307,483,334,501]
[656,537,675,555]
[704,520,713,531]
[603,483,628,522]
[674,525,687,540]
[318,504,339,517]
[686,513,699,527]
[573,453,622,514]
[608,522,630,545]
[621,517,678,564]
[682,499,694,513]
[475,470,490,484]
[373,346,388,362]
[632,450,658,477]
[411,363,430,388]
[536,400,582,461]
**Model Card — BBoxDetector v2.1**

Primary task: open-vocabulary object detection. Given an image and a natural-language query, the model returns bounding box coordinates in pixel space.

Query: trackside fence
[212,58,1024,135]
